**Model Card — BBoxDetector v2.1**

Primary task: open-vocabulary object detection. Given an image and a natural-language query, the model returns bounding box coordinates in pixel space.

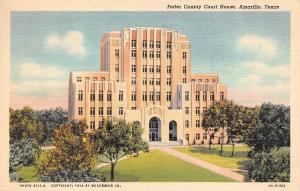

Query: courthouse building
[68,27,227,145]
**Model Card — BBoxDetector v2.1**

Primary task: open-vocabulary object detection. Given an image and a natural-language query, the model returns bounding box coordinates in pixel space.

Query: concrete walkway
[155,146,245,182]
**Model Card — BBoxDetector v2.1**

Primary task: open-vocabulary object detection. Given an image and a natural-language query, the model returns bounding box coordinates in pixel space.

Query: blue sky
[11,12,290,109]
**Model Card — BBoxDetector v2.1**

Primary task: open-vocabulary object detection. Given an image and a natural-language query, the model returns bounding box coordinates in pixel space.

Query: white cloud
[11,80,67,96]
[240,74,260,83]
[20,63,65,78]
[45,31,86,56]
[243,62,289,78]
[237,35,278,57]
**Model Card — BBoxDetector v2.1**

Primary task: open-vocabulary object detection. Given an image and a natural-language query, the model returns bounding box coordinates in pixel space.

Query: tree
[91,118,149,181]
[34,107,68,145]
[37,121,104,182]
[246,147,290,182]
[244,103,290,153]
[9,138,40,181]
[10,107,45,144]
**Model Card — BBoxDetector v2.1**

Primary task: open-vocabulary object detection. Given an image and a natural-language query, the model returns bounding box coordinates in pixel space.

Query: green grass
[175,144,250,169]
[18,165,38,182]
[100,149,235,182]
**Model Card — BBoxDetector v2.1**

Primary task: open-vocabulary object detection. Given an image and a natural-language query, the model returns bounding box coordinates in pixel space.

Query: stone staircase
[149,141,182,147]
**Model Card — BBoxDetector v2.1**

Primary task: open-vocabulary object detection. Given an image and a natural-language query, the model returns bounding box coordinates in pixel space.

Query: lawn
[175,144,250,170]
[100,149,235,182]
[18,165,38,182]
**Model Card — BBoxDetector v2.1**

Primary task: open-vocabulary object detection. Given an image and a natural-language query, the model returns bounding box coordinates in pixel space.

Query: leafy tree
[37,121,104,182]
[9,138,40,181]
[244,103,290,153]
[34,107,68,145]
[10,107,45,144]
[91,118,149,181]
[246,147,290,182]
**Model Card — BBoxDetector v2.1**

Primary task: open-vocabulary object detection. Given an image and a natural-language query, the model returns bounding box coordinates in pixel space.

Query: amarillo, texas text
[167,4,280,10]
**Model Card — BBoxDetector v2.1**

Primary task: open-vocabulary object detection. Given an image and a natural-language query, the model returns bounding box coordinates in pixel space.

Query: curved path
[155,146,245,182]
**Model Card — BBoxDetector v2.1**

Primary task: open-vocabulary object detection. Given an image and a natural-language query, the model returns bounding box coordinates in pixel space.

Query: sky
[11,12,290,110]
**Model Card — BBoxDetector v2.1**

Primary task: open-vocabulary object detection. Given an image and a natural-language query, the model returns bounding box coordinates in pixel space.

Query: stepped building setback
[68,27,228,145]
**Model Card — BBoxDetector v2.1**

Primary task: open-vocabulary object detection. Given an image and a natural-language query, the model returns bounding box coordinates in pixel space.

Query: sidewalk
[155,146,245,182]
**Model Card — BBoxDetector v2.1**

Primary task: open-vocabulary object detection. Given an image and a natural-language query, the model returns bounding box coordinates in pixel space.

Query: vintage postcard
[0,0,300,191]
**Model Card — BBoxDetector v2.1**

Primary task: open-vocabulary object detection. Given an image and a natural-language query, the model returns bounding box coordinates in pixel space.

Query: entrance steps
[149,141,181,147]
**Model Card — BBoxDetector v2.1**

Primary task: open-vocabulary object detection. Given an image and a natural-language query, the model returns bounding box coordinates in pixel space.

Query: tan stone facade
[68,27,228,145]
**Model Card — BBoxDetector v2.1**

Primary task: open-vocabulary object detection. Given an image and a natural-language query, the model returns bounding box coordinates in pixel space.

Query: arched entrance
[149,117,161,141]
[169,120,177,141]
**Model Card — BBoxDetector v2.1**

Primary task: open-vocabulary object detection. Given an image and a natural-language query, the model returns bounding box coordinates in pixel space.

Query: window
[131,65,136,72]
[196,107,200,115]
[167,78,171,85]
[212,79,216,83]
[143,40,147,48]
[203,107,207,113]
[210,92,215,101]
[78,107,83,115]
[99,121,103,129]
[85,77,89,81]
[131,107,136,110]
[93,77,97,81]
[167,51,172,59]
[183,78,186,83]
[107,92,112,101]
[131,40,136,48]
[156,51,161,58]
[196,120,200,128]
[183,66,186,74]
[101,77,105,81]
[167,41,172,49]
[142,91,147,101]
[78,90,83,101]
[119,107,123,115]
[203,133,207,140]
[149,65,154,73]
[156,65,161,73]
[196,133,200,140]
[90,92,95,101]
[156,92,160,101]
[143,50,147,58]
[90,121,95,129]
[192,79,195,82]
[115,64,119,72]
[185,134,189,142]
[167,91,171,101]
[156,78,160,85]
[205,79,209,83]
[149,78,154,85]
[185,120,189,128]
[149,40,154,48]
[99,91,103,101]
[185,107,189,114]
[149,91,154,101]
[90,107,95,115]
[131,91,136,101]
[119,91,123,101]
[196,91,200,101]
[167,66,171,73]
[107,107,112,115]
[131,50,136,58]
[149,51,154,58]
[198,79,202,82]
[115,49,119,56]
[142,78,147,85]
[156,41,161,48]
[185,91,189,101]
[203,91,207,101]
[77,77,82,82]
[142,65,147,72]
[99,107,103,115]
[220,92,224,101]
[131,77,136,85]
[183,52,187,59]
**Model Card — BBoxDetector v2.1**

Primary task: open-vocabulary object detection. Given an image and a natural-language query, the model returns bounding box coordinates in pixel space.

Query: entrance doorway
[169,120,177,141]
[149,117,161,141]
